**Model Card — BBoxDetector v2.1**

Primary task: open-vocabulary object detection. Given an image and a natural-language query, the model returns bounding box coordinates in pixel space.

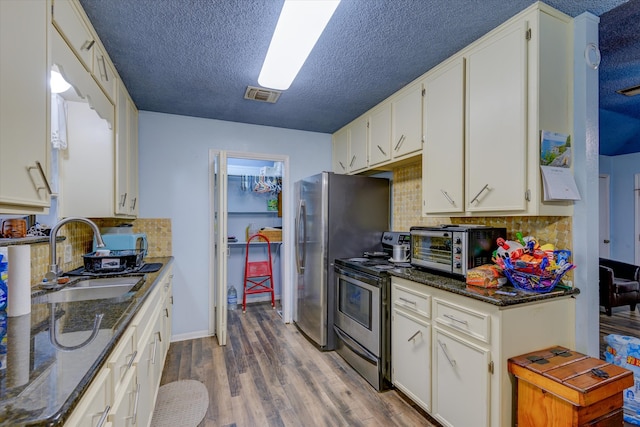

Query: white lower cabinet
[63,368,112,426]
[391,276,575,427]
[392,309,431,412]
[432,328,490,427]
[67,268,173,426]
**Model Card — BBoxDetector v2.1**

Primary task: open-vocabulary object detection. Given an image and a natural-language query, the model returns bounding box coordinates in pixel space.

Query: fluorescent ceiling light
[258,0,341,91]
[617,84,640,97]
[51,70,71,94]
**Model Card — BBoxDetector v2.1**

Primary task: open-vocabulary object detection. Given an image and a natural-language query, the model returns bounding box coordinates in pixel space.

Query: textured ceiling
[77,0,639,156]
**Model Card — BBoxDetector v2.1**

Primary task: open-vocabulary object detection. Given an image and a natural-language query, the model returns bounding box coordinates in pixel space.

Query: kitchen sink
[33,276,143,304]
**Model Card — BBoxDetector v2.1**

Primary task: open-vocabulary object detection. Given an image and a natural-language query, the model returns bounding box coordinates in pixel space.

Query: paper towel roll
[7,313,30,387]
[7,245,31,317]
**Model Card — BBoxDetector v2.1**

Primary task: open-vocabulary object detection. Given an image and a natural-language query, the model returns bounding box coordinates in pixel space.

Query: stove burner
[374,265,395,270]
[348,257,369,262]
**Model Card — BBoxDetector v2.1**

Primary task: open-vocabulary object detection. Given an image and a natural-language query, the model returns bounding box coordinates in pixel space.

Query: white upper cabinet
[52,0,94,69]
[368,103,392,167]
[0,0,51,214]
[115,82,139,217]
[332,127,350,174]
[422,57,465,214]
[332,117,368,175]
[391,82,423,159]
[465,19,528,213]
[349,117,368,173]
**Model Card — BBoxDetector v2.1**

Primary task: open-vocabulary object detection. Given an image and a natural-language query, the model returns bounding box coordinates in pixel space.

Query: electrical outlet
[64,244,72,264]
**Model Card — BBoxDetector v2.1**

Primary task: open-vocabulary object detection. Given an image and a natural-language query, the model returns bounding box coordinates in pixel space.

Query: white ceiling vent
[244,86,281,103]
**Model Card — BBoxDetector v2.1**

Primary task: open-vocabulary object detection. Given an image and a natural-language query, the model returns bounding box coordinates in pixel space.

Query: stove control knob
[454,247,462,254]
[454,237,462,244]
[454,262,462,268]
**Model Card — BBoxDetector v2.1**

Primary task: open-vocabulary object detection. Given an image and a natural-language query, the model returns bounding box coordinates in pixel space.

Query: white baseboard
[170,329,211,343]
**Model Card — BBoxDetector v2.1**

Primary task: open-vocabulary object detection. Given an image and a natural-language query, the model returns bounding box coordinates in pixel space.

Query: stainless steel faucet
[45,217,105,283]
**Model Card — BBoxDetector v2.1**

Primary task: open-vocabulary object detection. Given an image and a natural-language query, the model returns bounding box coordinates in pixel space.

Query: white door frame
[635,174,640,265]
[599,174,610,259]
[208,150,291,344]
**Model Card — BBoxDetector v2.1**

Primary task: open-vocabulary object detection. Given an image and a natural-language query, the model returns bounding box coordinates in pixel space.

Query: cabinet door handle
[399,297,417,306]
[349,155,356,167]
[338,161,346,171]
[470,183,490,204]
[151,333,159,365]
[165,308,169,318]
[130,197,137,210]
[438,339,457,367]
[126,350,137,371]
[394,134,405,151]
[407,330,422,342]
[376,145,387,156]
[440,190,455,206]
[29,161,53,195]
[443,313,468,325]
[120,192,128,207]
[98,55,109,82]
[96,405,110,427]
[130,382,141,425]
[81,39,95,51]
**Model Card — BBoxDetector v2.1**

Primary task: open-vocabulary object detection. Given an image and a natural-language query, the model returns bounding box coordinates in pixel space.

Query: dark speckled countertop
[0,256,174,427]
[388,266,580,305]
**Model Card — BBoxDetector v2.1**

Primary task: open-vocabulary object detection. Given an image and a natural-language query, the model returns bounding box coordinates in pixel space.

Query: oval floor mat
[151,379,209,427]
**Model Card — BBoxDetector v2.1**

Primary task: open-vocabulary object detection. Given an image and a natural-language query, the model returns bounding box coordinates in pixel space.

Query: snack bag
[466,264,507,288]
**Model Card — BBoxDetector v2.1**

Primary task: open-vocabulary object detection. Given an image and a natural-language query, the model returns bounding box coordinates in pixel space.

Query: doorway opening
[209,151,289,345]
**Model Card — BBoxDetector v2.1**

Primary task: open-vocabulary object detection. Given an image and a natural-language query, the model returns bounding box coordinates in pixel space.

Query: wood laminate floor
[160,303,640,427]
[160,302,438,427]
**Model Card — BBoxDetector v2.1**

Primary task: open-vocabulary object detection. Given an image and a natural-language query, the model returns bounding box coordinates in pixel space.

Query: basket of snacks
[493,235,575,293]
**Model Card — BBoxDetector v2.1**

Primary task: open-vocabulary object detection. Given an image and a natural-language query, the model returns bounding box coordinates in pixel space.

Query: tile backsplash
[392,160,572,250]
[28,218,171,287]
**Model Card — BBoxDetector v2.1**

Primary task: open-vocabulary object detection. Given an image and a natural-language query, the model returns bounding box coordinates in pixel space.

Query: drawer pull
[399,297,417,306]
[407,330,422,342]
[96,405,110,427]
[126,350,137,370]
[438,339,457,367]
[443,313,468,325]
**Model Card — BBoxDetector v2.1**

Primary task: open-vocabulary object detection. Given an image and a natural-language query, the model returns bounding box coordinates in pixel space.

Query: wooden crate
[508,346,633,426]
[254,229,281,242]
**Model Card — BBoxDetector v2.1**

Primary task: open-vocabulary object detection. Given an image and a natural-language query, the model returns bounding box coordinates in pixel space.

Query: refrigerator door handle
[295,199,306,272]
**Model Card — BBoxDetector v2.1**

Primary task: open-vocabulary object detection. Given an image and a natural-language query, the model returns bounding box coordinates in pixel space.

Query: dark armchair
[599,257,640,316]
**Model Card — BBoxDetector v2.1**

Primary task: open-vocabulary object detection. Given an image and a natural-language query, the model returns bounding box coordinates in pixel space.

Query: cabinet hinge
[489,361,494,374]
[422,88,426,96]
[526,28,532,41]
[525,189,531,202]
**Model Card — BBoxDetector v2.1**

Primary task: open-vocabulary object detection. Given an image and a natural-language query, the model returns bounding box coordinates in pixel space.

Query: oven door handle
[334,326,377,365]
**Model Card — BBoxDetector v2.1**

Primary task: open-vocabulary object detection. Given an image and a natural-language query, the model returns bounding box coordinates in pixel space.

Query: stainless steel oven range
[333,231,410,391]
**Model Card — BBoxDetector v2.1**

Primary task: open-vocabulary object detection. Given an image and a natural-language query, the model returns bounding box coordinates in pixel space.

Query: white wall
[138,111,332,339]
[600,152,640,263]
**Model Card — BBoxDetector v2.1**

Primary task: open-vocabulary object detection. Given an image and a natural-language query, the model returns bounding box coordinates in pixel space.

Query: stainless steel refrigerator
[294,172,390,350]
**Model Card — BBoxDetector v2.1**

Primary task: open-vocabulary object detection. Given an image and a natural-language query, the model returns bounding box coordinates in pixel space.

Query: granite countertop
[0,236,64,247]
[388,266,580,306]
[0,256,174,427]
